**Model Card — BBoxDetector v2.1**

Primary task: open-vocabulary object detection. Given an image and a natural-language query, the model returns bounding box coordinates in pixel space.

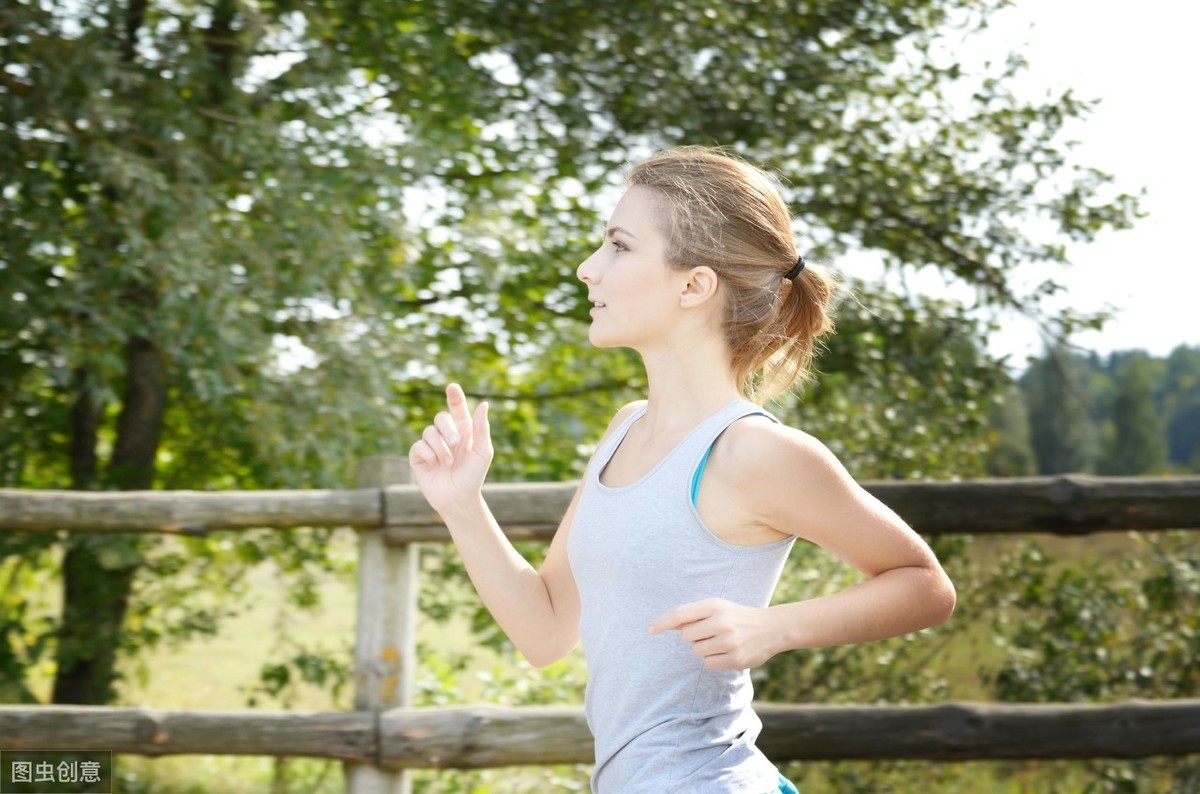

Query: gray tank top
[568,399,795,793]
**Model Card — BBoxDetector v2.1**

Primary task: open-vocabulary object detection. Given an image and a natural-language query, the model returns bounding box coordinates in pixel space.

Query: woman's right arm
[408,383,638,667]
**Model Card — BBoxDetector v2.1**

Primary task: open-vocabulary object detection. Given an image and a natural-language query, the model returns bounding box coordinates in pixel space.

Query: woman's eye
[611,240,628,252]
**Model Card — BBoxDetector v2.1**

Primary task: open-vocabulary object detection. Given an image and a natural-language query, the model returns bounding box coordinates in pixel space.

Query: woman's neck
[637,334,744,435]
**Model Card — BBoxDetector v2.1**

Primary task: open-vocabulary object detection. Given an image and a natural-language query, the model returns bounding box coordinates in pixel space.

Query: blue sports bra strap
[690,444,716,507]
[690,405,777,508]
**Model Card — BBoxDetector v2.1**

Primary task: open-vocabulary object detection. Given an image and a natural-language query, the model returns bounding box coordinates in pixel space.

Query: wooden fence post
[346,456,419,794]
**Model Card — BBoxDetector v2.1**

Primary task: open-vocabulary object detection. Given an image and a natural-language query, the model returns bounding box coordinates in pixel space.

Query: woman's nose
[576,250,597,283]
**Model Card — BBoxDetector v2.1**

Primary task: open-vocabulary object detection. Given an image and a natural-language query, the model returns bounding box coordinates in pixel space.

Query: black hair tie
[784,254,806,281]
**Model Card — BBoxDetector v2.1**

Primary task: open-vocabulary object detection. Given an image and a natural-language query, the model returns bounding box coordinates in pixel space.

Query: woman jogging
[409,146,956,793]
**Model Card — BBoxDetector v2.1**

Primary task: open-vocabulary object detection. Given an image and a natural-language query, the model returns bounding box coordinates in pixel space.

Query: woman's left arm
[650,422,956,670]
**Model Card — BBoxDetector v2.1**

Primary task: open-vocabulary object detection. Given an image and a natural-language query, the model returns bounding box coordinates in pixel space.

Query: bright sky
[857,0,1200,365]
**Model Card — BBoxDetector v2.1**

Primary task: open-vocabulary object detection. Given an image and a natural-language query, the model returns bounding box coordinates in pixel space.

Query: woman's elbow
[519,635,578,669]
[522,648,563,669]
[929,569,957,626]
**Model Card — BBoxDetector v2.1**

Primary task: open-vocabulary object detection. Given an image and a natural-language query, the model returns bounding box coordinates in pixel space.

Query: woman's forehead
[607,185,663,235]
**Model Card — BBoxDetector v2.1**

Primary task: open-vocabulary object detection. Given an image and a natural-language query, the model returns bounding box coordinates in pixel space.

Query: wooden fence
[2,467,1200,793]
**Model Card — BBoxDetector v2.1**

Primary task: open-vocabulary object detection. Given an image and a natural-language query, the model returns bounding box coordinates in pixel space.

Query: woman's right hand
[408,383,493,515]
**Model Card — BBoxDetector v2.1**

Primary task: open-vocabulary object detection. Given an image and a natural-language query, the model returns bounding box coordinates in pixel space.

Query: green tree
[2,0,1138,712]
[1101,353,1168,475]
[985,379,1037,476]
[790,283,1005,481]
[1021,345,1100,474]
[0,0,470,702]
[1164,345,1200,471]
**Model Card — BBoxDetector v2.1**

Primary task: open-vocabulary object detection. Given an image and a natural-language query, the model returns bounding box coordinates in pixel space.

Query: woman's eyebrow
[606,225,637,239]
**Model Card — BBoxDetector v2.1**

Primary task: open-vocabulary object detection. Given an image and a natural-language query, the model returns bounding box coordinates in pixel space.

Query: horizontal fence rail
[2,475,1200,537]
[2,701,1199,764]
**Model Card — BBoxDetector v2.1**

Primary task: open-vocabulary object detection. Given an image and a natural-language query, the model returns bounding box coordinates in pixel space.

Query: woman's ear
[679,266,720,309]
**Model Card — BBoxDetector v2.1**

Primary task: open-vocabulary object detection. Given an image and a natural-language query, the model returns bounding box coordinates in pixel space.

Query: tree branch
[397,379,634,403]
[0,71,33,96]
[121,0,148,64]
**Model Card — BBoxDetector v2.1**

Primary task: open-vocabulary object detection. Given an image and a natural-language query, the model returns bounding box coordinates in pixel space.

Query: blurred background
[2,1,1197,791]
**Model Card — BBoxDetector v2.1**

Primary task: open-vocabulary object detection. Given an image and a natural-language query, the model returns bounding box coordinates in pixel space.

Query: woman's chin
[587,328,615,348]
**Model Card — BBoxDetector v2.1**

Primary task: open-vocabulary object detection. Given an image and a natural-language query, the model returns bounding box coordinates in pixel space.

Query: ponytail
[750,262,836,401]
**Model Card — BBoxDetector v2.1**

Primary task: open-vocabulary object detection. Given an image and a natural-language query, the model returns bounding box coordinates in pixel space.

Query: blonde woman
[409,147,956,793]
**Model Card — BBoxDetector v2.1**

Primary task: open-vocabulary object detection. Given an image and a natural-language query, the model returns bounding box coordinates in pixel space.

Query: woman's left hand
[649,598,779,670]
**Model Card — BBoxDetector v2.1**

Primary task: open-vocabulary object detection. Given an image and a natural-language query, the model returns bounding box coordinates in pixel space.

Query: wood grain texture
[4,701,1197,764]
[5,476,1197,537]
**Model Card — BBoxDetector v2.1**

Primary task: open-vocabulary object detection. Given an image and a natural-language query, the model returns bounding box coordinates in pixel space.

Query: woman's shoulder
[596,400,647,442]
[718,415,868,535]
[721,413,841,480]
[614,399,648,424]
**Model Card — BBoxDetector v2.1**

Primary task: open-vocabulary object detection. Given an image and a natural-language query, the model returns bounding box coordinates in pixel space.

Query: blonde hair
[626,146,836,401]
